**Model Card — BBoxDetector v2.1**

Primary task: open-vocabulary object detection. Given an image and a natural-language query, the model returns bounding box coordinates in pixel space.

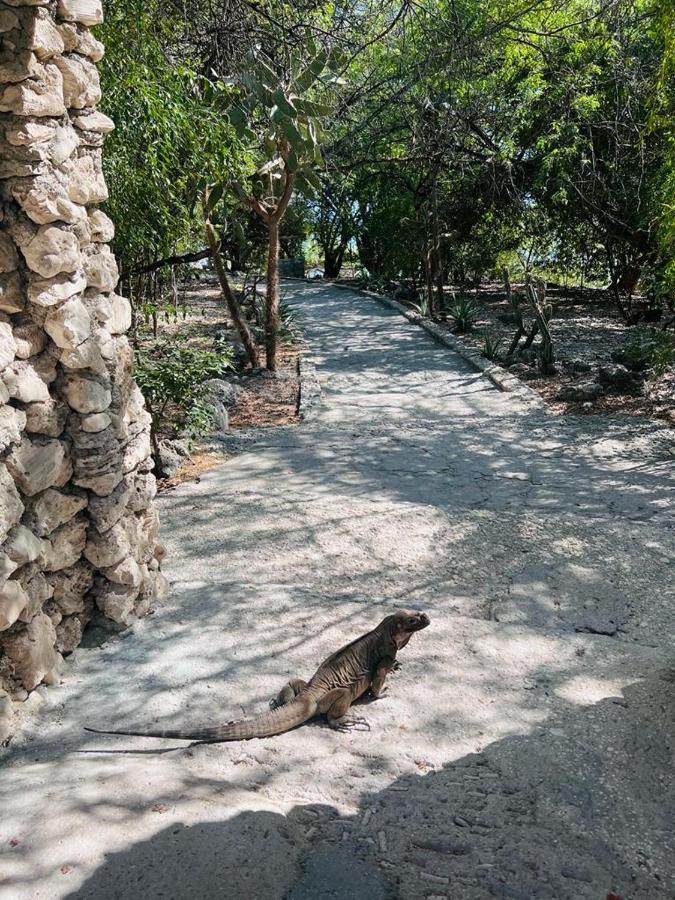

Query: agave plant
[482,332,503,361]
[448,296,477,333]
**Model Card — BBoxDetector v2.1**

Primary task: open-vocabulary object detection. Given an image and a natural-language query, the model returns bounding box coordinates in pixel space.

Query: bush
[448,296,477,333]
[613,329,675,375]
[135,341,235,454]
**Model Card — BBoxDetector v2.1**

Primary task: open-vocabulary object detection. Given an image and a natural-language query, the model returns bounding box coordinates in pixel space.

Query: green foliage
[448,297,477,334]
[99,0,246,274]
[135,341,234,439]
[614,329,675,375]
[482,333,503,361]
[412,297,432,318]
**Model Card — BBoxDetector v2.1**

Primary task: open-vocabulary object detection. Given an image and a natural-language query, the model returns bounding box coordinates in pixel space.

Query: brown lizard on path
[85,609,430,744]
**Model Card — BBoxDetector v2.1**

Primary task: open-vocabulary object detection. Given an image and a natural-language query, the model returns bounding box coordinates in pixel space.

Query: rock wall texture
[0,0,166,742]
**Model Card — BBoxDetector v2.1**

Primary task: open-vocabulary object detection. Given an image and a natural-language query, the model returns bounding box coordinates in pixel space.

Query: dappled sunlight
[1,282,672,899]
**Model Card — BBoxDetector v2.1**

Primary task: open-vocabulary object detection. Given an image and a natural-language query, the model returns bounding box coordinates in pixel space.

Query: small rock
[557,381,603,402]
[575,616,618,636]
[597,364,644,392]
[560,865,593,883]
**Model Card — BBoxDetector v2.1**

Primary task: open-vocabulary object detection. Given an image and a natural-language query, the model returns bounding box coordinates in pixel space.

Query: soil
[134,277,302,490]
[338,279,675,424]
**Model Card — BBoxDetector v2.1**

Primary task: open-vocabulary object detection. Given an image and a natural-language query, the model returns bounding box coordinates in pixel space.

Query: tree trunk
[324,243,346,278]
[204,220,258,368]
[265,216,280,371]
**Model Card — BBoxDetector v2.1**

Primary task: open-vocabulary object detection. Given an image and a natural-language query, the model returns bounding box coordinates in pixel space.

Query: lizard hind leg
[324,689,371,733]
[269,678,309,710]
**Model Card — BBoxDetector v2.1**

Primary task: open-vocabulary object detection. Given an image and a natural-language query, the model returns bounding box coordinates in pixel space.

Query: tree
[216,44,340,369]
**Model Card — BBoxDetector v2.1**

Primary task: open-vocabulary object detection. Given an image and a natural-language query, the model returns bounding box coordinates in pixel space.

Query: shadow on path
[66,673,674,900]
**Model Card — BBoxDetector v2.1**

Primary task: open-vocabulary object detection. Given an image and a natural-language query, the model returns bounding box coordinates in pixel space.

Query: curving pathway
[0,281,673,900]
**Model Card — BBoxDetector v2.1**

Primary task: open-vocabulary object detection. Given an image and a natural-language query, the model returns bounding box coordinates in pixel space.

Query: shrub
[135,341,235,458]
[448,296,477,333]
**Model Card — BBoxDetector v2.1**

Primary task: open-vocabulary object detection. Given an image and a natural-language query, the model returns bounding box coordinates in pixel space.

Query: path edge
[331,282,545,407]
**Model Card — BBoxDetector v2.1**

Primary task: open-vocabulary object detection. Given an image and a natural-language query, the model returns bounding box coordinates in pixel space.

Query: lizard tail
[85,695,317,744]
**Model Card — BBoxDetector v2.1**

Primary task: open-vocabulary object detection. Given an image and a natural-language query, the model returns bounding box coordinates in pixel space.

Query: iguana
[85,609,430,744]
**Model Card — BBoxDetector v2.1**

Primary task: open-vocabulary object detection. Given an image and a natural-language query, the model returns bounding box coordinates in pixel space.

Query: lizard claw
[269,698,280,710]
[330,715,371,733]
[391,661,402,672]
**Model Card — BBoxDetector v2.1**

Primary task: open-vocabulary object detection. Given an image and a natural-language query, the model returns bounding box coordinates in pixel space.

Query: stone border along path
[331,281,546,406]
[0,280,673,900]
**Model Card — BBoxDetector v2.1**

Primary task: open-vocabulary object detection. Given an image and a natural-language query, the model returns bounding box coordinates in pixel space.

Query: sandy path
[0,281,673,900]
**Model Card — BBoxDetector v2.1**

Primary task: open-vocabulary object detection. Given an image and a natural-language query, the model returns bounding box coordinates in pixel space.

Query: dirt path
[1,282,673,899]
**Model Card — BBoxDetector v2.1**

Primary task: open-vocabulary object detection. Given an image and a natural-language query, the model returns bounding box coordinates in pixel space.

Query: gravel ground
[0,281,673,900]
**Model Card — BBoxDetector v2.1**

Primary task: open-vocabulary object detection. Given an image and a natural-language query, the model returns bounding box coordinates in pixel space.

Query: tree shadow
[62,674,673,900]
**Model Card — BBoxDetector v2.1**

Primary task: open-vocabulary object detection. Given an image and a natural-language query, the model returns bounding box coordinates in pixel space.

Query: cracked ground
[0,281,673,899]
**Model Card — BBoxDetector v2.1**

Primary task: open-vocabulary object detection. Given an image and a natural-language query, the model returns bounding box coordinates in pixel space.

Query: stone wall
[0,0,165,742]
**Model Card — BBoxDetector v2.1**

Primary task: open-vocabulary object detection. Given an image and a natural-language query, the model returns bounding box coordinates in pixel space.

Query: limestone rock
[557,382,603,403]
[0,10,20,33]
[80,411,110,432]
[92,576,140,625]
[3,524,45,566]
[0,50,45,85]
[0,406,26,453]
[0,232,18,273]
[0,690,13,744]
[87,208,114,242]
[42,516,87,571]
[16,564,53,622]
[60,336,106,373]
[5,359,51,402]
[122,429,152,474]
[50,123,79,165]
[12,318,46,358]
[49,561,93,614]
[25,9,65,60]
[24,488,87,537]
[6,436,71,496]
[0,64,65,117]
[57,22,104,61]
[53,53,100,108]
[83,244,118,292]
[57,0,104,27]
[0,464,24,543]
[0,579,29,631]
[597,363,644,393]
[72,110,113,133]
[1,612,62,690]
[0,271,24,313]
[55,614,82,653]
[24,398,68,436]
[87,474,131,532]
[19,223,80,278]
[0,320,17,369]
[10,173,84,224]
[71,423,122,495]
[0,552,18,588]
[61,373,111,413]
[28,270,86,307]
[101,556,142,588]
[64,152,107,204]
[108,294,131,334]
[127,472,157,513]
[84,516,133,568]
[44,295,91,348]
[5,118,55,146]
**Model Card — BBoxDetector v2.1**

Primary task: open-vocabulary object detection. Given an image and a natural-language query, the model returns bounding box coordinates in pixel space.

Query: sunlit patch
[554,676,633,706]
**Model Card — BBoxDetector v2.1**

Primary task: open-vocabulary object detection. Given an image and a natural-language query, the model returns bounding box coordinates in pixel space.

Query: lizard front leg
[370,655,399,699]
[319,688,370,732]
[270,678,309,710]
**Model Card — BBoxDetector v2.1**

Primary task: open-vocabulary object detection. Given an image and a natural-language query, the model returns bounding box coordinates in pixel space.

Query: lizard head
[386,609,430,647]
